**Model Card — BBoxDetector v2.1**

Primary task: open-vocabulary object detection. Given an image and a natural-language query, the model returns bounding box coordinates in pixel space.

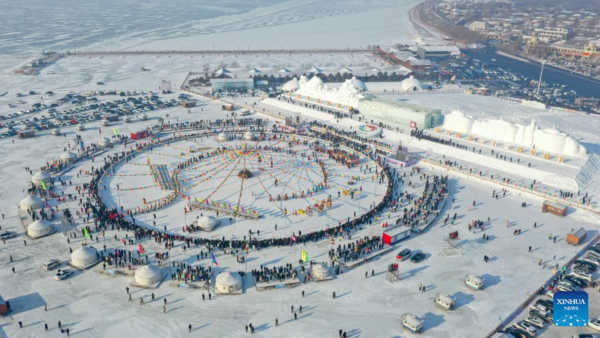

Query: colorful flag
[301,248,308,263]
[84,227,91,240]
[211,253,218,266]
[113,128,118,136]
[79,140,84,150]
[291,235,297,242]
[139,244,145,255]
[41,180,47,191]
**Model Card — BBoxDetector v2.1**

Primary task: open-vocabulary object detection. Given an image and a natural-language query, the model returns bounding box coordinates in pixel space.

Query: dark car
[564,276,586,288]
[505,327,530,338]
[396,249,412,261]
[410,252,425,263]
[574,260,597,271]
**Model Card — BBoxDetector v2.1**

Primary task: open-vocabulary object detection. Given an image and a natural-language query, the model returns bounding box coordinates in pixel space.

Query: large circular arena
[99,129,387,238]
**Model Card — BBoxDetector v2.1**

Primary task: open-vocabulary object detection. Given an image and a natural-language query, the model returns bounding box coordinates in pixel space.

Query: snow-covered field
[1,0,600,336]
[1,93,599,338]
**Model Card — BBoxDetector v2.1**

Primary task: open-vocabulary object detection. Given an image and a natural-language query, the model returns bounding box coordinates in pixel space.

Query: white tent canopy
[215,271,242,293]
[218,132,229,142]
[20,195,43,210]
[28,220,54,238]
[31,171,51,185]
[311,263,330,280]
[99,137,111,148]
[135,265,162,286]
[60,151,77,163]
[71,246,99,269]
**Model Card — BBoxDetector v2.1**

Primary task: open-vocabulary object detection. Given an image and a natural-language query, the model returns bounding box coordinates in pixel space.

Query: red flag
[139,244,145,254]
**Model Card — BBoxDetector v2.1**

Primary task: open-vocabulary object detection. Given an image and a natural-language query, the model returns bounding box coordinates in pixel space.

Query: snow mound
[296,75,364,107]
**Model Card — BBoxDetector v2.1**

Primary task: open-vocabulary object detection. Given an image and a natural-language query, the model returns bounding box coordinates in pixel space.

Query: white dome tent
[311,263,332,280]
[197,215,221,231]
[70,246,99,269]
[20,195,43,210]
[215,271,243,294]
[400,75,423,91]
[99,137,112,148]
[244,131,256,141]
[134,265,162,286]
[27,220,54,238]
[31,171,51,185]
[60,151,77,164]
[218,132,229,142]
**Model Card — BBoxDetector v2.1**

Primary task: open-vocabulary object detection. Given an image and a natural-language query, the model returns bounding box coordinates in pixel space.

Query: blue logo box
[554,291,589,326]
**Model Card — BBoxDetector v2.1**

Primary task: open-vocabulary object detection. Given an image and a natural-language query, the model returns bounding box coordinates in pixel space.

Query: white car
[43,259,61,271]
[54,269,73,281]
[514,320,537,336]
[529,304,550,313]
[557,283,574,292]
[590,318,600,331]
[571,270,592,283]
[524,316,545,329]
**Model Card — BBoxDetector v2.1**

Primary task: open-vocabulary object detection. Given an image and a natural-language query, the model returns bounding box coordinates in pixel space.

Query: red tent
[131,130,148,140]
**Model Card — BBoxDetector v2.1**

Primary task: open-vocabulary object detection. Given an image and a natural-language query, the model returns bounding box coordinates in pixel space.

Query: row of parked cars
[1,90,181,138]
[500,243,600,338]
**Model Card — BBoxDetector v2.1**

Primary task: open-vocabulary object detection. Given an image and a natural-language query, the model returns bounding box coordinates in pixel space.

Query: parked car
[0,231,18,240]
[505,326,530,338]
[513,321,536,336]
[54,269,73,281]
[589,318,600,331]
[566,274,589,286]
[43,259,61,271]
[396,249,412,261]
[535,299,553,312]
[410,252,425,263]
[524,316,545,329]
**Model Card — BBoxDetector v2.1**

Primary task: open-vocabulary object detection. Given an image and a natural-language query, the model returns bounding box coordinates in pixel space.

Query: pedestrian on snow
[58,321,62,329]
[419,284,422,291]
[275,318,279,327]
[164,298,167,305]
[18,321,22,328]
[151,293,155,301]
[129,293,132,301]
[45,323,48,331]
[163,305,167,313]
[371,270,374,277]
[209,293,211,300]
[291,305,294,313]
[529,246,532,252]
[554,236,557,243]
[294,312,297,320]
[299,305,303,313]
[126,287,129,294]
[245,325,248,333]
[189,324,192,332]
[202,293,205,301]
[302,290,305,297]
[365,271,368,278]
[12,267,15,273]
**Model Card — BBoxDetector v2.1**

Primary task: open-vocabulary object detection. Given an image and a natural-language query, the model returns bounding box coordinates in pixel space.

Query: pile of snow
[197,215,221,231]
[282,77,300,92]
[443,110,587,158]
[60,151,77,163]
[99,137,111,148]
[296,75,364,107]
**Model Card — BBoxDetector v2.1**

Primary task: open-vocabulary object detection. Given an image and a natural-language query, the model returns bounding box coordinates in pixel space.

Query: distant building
[469,21,490,31]
[210,78,255,92]
[416,45,461,60]
[533,27,569,42]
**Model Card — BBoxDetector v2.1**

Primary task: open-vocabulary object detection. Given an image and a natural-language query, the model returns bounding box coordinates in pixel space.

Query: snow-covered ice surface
[0,0,421,55]
[1,93,599,338]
